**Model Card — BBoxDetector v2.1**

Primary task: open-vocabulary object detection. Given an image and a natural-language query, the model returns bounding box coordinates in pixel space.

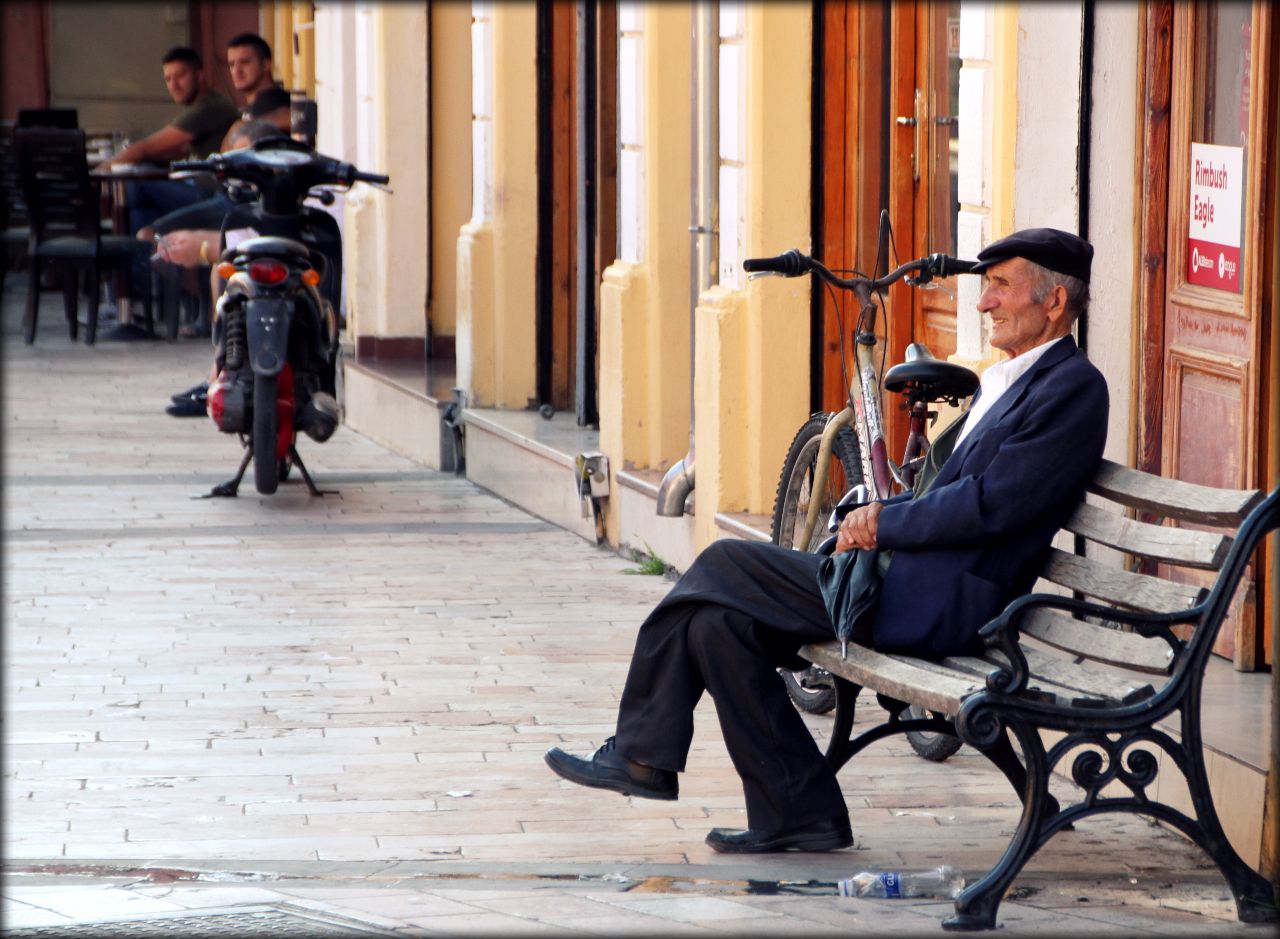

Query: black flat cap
[970,228,1093,283]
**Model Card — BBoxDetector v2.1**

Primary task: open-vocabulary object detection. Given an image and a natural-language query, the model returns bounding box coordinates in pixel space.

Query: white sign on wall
[1187,142,1244,292]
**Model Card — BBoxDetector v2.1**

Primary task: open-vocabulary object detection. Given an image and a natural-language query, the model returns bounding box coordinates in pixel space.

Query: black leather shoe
[165,396,206,418]
[171,382,209,405]
[544,737,678,801]
[705,815,853,854]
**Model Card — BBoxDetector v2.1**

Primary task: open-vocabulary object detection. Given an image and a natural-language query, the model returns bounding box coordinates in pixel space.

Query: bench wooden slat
[938,648,1156,706]
[809,643,1158,721]
[1040,548,1204,613]
[1018,607,1175,674]
[1064,501,1230,569]
[1089,459,1263,526]
[800,641,981,718]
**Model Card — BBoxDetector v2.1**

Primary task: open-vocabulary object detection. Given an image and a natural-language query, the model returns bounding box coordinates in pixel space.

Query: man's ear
[1046,283,1069,323]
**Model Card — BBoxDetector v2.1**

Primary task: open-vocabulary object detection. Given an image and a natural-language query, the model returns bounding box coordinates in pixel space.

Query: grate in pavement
[6,905,400,938]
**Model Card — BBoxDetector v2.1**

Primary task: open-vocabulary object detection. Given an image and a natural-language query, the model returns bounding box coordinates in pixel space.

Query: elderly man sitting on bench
[546,228,1109,854]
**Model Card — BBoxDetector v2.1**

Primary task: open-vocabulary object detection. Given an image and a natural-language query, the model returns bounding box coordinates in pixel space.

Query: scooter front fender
[245,297,293,377]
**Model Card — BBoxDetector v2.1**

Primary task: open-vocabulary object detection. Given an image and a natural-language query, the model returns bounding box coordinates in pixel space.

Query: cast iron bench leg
[944,720,1050,931]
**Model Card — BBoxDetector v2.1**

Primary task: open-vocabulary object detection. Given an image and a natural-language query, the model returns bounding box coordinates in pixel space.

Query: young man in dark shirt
[102,46,240,235]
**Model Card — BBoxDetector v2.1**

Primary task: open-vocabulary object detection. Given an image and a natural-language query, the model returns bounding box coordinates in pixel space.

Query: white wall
[1085,4,1140,467]
[1014,4,1083,232]
[617,2,644,263]
[956,2,995,362]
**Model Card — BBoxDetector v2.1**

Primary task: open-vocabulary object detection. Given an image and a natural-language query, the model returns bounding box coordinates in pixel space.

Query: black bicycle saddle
[883,343,980,401]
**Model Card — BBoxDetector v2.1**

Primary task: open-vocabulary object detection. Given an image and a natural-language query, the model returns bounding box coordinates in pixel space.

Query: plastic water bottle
[839,865,965,899]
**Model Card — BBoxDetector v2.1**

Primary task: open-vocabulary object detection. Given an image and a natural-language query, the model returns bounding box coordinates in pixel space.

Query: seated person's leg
[126,179,207,236]
[150,193,235,238]
[548,540,850,851]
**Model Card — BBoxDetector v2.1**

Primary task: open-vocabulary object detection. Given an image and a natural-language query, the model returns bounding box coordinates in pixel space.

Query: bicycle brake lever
[918,282,956,301]
[747,271,784,281]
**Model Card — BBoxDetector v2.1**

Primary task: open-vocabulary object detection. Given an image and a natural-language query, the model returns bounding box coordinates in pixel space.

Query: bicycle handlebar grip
[353,170,391,185]
[170,160,214,173]
[742,249,808,277]
[926,253,979,277]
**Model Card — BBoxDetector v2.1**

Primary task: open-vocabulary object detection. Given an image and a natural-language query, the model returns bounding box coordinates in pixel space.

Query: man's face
[162,61,200,106]
[227,45,273,94]
[977,257,1066,358]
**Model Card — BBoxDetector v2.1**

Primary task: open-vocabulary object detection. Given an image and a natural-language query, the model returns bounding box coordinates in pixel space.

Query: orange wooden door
[818,2,961,455]
[1155,2,1273,668]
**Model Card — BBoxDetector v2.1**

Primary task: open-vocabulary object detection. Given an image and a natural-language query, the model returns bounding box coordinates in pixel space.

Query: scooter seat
[227,235,311,265]
[883,342,980,400]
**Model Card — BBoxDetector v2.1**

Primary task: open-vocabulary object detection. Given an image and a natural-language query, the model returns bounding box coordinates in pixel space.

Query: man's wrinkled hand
[834,501,882,554]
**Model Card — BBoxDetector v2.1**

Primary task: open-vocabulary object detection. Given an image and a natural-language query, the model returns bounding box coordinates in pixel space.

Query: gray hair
[1025,260,1089,322]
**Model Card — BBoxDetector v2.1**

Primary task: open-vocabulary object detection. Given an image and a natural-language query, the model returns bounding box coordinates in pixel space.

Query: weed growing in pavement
[623,539,667,576]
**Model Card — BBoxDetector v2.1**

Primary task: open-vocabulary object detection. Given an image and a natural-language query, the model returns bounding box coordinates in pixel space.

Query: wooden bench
[797,459,1279,931]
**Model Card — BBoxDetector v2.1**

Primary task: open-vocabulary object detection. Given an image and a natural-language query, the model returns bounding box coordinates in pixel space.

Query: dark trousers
[614,539,848,831]
[126,178,205,236]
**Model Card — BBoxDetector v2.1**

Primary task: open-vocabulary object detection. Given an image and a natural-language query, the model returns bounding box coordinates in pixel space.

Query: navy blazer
[871,336,1108,658]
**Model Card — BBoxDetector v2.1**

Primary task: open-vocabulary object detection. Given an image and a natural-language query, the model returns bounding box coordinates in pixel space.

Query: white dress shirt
[955,336,1067,446]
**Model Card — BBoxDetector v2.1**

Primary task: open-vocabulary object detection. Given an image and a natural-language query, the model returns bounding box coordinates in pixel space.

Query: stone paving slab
[2,284,1271,934]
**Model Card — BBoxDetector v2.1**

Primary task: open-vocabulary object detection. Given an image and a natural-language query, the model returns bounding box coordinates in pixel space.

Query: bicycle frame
[744,248,975,550]
[798,312,891,550]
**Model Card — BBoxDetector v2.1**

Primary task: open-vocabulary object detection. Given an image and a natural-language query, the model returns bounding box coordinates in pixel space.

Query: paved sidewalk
[2,282,1270,935]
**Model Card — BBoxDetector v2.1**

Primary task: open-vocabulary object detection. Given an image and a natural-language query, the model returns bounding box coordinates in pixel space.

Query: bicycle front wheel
[770,413,864,552]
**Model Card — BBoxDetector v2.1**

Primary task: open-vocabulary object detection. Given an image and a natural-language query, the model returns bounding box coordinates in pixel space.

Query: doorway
[535,1,616,426]
[814,0,961,454]
[1138,1,1275,668]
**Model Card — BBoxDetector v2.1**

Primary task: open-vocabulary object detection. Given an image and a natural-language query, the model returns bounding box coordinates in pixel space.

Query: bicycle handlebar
[742,249,809,277]
[742,249,978,292]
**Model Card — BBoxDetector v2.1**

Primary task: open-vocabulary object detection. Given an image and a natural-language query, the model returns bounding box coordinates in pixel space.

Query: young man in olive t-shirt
[103,46,239,235]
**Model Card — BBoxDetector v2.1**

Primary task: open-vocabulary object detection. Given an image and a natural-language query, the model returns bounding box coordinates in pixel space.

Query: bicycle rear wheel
[771,413,864,714]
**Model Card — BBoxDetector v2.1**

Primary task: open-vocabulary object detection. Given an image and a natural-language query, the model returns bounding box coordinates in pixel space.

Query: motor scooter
[169,137,390,497]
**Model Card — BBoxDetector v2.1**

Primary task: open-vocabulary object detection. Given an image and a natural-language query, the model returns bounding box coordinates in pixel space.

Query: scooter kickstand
[199,444,253,498]
[289,446,338,497]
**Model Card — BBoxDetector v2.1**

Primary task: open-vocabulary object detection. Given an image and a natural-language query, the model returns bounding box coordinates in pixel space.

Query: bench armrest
[976,592,1196,695]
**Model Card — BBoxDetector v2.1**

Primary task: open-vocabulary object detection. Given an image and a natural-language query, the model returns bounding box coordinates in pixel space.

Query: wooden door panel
[819,1,957,459]
[1164,348,1249,489]
[1156,1,1269,669]
[1162,348,1254,663]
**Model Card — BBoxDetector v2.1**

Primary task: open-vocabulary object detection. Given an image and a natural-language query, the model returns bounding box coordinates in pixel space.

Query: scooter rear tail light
[248,259,289,285]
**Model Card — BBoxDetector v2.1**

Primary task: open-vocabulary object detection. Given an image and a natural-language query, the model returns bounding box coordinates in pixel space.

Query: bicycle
[744,239,979,762]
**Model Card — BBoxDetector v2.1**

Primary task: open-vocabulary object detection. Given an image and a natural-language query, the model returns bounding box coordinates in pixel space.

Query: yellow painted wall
[741,3,813,516]
[260,1,315,96]
[691,2,811,547]
[693,286,748,547]
[345,4,429,342]
[991,5,1017,240]
[637,4,694,470]
[596,4,693,542]
[430,3,472,341]
[456,2,538,408]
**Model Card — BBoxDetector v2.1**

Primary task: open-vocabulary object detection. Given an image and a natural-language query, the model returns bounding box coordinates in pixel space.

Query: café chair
[17,108,79,129]
[15,126,151,345]
[1,121,29,296]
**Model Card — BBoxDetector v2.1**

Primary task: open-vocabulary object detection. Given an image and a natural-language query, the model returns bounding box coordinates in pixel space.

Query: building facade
[3,0,1271,886]
[312,0,1276,879]
[319,1,1274,669]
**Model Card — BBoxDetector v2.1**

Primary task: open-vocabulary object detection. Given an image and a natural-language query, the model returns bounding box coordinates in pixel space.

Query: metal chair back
[1,121,29,230]
[15,127,101,246]
[17,108,79,129]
